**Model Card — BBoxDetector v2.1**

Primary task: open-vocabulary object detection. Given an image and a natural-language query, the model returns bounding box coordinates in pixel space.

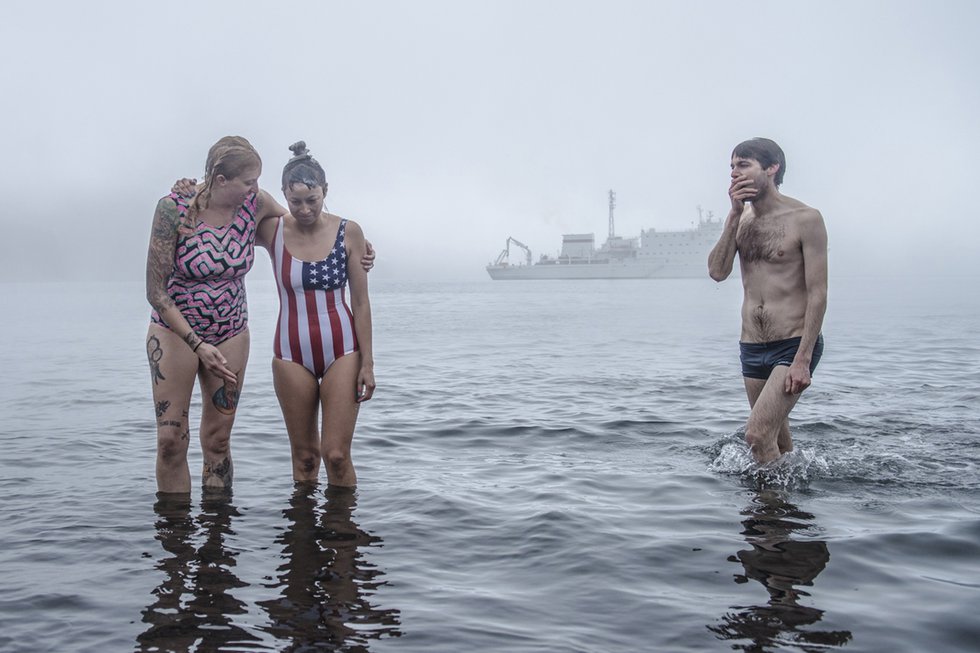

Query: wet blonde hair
[181,136,261,233]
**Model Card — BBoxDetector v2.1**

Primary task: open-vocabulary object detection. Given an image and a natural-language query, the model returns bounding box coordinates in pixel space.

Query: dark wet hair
[732,137,786,187]
[281,141,327,191]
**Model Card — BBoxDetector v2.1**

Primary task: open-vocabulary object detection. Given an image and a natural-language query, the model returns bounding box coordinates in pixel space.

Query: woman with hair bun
[253,141,375,487]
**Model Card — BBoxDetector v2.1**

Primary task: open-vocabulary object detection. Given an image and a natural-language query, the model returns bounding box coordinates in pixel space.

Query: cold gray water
[1,275,978,652]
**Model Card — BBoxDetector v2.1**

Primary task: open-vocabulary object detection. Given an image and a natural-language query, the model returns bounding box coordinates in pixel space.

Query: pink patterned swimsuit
[150,192,258,345]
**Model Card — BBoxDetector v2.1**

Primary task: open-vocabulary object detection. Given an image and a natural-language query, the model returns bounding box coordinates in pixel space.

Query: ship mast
[608,189,616,238]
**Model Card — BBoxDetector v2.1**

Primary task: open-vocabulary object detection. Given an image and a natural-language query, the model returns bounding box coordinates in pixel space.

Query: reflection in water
[259,485,401,651]
[138,492,258,652]
[709,490,852,651]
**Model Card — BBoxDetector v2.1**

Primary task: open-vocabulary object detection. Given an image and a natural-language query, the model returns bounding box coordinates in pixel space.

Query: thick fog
[1,0,977,283]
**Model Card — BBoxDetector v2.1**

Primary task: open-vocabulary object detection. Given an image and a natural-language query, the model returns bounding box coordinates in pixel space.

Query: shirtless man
[708,138,828,464]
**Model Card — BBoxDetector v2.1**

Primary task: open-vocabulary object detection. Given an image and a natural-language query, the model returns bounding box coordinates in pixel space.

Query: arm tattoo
[146,199,180,312]
[146,335,166,385]
[183,331,202,352]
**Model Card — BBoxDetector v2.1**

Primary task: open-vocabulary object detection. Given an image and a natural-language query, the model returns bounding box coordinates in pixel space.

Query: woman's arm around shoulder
[255,189,287,249]
[256,189,287,221]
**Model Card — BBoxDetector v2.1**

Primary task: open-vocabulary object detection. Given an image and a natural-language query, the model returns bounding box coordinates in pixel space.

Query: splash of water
[708,436,831,490]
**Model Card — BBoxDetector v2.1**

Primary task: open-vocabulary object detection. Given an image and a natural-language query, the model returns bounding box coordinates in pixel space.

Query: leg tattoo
[146,335,166,385]
[155,400,171,418]
[203,456,233,489]
[212,376,240,415]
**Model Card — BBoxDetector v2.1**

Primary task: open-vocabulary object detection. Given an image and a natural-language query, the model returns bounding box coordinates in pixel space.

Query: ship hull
[486,261,707,280]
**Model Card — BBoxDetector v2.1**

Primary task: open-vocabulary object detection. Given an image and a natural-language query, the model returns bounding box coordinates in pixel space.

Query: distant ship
[486,190,724,280]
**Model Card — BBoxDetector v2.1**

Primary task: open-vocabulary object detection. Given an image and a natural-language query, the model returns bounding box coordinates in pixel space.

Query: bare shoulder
[781,196,822,221]
[797,205,826,234]
[342,217,365,240]
[155,194,178,214]
[151,195,180,234]
[789,201,827,249]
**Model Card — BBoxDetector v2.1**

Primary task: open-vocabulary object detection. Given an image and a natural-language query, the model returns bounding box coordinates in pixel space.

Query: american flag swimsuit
[270,216,359,378]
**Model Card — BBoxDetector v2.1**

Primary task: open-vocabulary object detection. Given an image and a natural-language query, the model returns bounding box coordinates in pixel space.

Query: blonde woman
[146,136,289,493]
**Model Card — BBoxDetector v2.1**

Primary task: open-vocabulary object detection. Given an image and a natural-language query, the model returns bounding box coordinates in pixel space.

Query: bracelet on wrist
[192,340,203,353]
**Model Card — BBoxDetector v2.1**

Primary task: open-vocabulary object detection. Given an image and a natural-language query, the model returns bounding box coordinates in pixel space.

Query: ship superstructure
[487,191,722,280]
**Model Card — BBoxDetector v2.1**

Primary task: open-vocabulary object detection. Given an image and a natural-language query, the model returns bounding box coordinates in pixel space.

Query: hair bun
[288,141,310,158]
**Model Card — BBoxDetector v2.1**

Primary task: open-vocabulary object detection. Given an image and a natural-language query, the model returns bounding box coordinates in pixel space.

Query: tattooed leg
[147,335,166,385]
[212,374,241,415]
[148,325,198,494]
[156,411,191,493]
[203,456,233,489]
[197,331,247,493]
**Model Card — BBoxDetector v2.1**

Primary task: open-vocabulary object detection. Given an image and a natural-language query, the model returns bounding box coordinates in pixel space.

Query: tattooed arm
[145,197,184,327]
[254,189,282,251]
[256,188,288,224]
[145,196,236,384]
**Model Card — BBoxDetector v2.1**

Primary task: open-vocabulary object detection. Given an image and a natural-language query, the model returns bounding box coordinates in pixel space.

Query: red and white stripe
[271,220,357,375]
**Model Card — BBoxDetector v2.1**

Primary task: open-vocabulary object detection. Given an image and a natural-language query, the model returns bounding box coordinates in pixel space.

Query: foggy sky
[1,0,977,283]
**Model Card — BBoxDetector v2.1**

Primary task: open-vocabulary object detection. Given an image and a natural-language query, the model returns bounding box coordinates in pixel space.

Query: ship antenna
[608,189,616,238]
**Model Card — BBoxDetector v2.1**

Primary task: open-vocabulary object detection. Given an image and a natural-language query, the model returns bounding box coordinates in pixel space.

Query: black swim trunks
[739,334,824,380]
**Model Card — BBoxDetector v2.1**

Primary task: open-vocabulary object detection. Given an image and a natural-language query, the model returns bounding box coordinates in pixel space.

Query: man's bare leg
[776,419,793,454]
[743,367,802,464]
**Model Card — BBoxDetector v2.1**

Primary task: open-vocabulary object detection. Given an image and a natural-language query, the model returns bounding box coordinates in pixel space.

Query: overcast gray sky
[1,0,977,282]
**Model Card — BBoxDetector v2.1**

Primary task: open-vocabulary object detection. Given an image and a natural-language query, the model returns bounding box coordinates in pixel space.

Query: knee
[743,424,765,450]
[324,448,350,472]
[295,451,319,475]
[157,430,188,465]
[201,424,231,457]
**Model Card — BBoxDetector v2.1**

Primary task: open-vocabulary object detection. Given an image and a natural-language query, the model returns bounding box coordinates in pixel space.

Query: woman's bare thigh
[320,352,361,452]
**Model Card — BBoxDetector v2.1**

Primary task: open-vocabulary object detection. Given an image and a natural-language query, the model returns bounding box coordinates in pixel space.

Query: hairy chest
[737,216,799,264]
